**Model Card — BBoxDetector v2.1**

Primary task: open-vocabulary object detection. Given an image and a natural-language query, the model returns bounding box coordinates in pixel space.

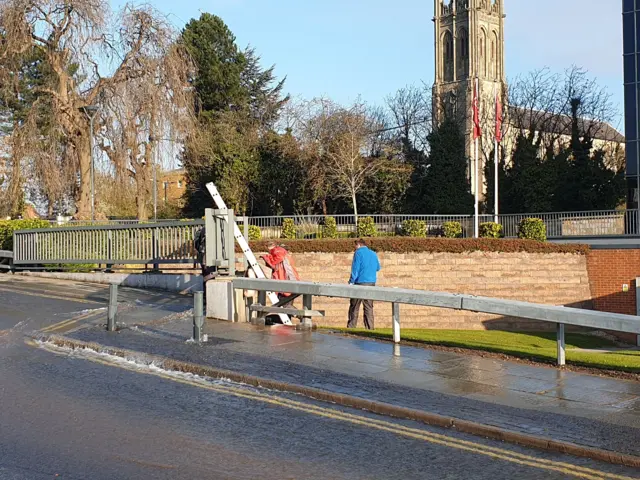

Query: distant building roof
[507,106,625,143]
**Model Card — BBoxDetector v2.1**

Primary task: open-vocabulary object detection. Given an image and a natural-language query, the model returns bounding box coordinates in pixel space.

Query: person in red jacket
[261,242,300,305]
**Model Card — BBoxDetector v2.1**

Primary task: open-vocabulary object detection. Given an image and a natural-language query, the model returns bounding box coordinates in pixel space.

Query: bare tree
[0,0,193,219]
[385,84,432,155]
[507,66,619,155]
[324,101,381,221]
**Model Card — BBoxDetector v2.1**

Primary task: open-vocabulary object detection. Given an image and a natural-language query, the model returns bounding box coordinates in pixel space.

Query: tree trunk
[321,197,328,216]
[75,133,93,220]
[351,187,358,224]
[136,165,150,221]
[8,152,22,217]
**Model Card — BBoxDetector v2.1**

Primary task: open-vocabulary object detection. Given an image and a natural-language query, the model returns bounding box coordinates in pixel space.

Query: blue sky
[111,0,623,127]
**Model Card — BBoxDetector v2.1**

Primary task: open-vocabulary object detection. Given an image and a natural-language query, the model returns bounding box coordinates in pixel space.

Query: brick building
[157,168,186,206]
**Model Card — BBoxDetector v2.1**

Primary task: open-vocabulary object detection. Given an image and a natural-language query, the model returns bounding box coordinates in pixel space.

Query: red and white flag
[472,78,481,140]
[495,89,503,143]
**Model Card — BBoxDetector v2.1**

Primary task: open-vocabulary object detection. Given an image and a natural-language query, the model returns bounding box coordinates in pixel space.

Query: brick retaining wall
[254,251,593,330]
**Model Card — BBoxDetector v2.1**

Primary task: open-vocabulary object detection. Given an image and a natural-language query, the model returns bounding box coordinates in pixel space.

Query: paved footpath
[60,299,640,459]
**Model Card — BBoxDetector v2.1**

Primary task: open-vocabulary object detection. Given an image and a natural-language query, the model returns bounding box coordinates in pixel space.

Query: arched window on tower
[479,30,487,77]
[456,28,469,79]
[491,31,499,80]
[443,31,454,82]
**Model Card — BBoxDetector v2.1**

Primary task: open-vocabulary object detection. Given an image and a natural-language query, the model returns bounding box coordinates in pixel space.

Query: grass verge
[324,328,640,373]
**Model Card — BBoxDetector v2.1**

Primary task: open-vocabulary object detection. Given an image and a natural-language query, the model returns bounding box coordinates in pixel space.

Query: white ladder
[206,182,292,325]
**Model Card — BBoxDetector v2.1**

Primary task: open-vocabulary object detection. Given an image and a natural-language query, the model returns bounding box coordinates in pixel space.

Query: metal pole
[193,291,204,342]
[153,142,158,222]
[494,137,499,224]
[107,283,118,332]
[392,302,400,344]
[302,294,313,330]
[474,76,480,239]
[557,323,566,366]
[90,115,95,223]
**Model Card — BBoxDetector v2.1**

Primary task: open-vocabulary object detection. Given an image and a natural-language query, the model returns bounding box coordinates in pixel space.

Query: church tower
[432,0,506,197]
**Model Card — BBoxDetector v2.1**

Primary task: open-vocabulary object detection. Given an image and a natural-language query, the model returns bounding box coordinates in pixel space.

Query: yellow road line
[0,287,99,304]
[31,340,635,480]
[40,311,103,333]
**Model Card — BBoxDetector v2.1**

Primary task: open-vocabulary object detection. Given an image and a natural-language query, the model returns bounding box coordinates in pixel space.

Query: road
[0,276,638,479]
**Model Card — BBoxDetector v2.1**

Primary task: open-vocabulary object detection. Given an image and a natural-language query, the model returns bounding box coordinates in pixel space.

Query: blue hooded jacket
[349,246,381,284]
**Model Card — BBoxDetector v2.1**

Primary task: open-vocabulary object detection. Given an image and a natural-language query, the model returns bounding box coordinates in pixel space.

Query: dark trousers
[347,282,375,330]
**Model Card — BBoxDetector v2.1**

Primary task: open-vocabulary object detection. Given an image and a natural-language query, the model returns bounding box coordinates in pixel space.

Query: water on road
[0,277,638,479]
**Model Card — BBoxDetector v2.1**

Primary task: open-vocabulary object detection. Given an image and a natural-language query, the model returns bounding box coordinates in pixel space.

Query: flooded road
[1,277,638,479]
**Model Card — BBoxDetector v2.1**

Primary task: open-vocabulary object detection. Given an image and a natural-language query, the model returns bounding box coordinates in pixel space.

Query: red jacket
[262,246,300,297]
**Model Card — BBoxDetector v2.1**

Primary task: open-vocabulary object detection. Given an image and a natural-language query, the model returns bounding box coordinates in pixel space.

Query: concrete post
[227,209,235,276]
[107,284,118,332]
[392,303,401,344]
[194,291,204,342]
[557,323,566,366]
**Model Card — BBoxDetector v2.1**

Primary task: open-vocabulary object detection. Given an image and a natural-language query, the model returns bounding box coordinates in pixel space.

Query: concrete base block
[206,279,243,321]
[16,272,202,294]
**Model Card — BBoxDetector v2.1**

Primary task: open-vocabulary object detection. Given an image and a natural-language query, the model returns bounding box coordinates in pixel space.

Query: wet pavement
[1,276,640,479]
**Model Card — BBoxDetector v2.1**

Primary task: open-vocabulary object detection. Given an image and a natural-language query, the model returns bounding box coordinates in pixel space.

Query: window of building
[625,54,636,84]
[177,180,183,188]
[624,0,635,13]
[625,84,637,140]
[624,13,636,54]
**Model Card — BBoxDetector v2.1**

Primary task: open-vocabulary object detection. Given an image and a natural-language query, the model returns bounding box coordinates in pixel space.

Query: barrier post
[392,302,400,344]
[557,323,566,366]
[194,291,204,342]
[107,284,118,332]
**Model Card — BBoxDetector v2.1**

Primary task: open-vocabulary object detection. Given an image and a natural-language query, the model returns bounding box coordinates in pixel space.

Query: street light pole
[149,135,158,222]
[80,105,99,222]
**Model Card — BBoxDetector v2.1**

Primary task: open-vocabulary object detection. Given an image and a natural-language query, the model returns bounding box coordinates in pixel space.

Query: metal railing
[245,210,640,239]
[13,221,204,267]
[48,218,185,227]
[233,278,640,366]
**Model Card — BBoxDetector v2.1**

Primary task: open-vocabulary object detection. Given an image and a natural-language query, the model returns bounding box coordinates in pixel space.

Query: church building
[432,0,625,202]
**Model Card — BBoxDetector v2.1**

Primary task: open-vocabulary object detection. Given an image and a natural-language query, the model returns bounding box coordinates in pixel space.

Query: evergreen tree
[414,119,473,214]
[181,14,289,217]
[501,134,556,213]
[181,13,247,116]
[249,130,302,216]
[552,99,626,211]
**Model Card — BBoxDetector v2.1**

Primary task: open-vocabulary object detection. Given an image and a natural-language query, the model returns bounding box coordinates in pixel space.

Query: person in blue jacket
[347,238,381,330]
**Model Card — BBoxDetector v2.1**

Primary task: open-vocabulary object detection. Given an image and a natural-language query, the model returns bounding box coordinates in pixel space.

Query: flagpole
[474,76,479,239]
[493,87,502,225]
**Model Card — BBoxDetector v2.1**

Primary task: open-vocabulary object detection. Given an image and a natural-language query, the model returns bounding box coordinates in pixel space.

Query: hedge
[357,217,377,237]
[519,218,547,242]
[242,237,589,255]
[479,222,503,239]
[401,220,427,238]
[442,221,462,238]
[0,219,50,250]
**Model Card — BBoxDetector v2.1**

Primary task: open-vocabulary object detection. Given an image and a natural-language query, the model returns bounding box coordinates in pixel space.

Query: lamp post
[80,105,99,222]
[149,135,158,222]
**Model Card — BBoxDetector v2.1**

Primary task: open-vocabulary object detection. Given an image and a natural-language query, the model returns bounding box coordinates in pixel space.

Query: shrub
[479,222,503,239]
[518,218,547,242]
[248,225,262,241]
[321,216,338,239]
[357,216,377,237]
[442,221,462,238]
[244,237,588,255]
[0,219,50,250]
[401,220,427,238]
[281,218,296,239]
